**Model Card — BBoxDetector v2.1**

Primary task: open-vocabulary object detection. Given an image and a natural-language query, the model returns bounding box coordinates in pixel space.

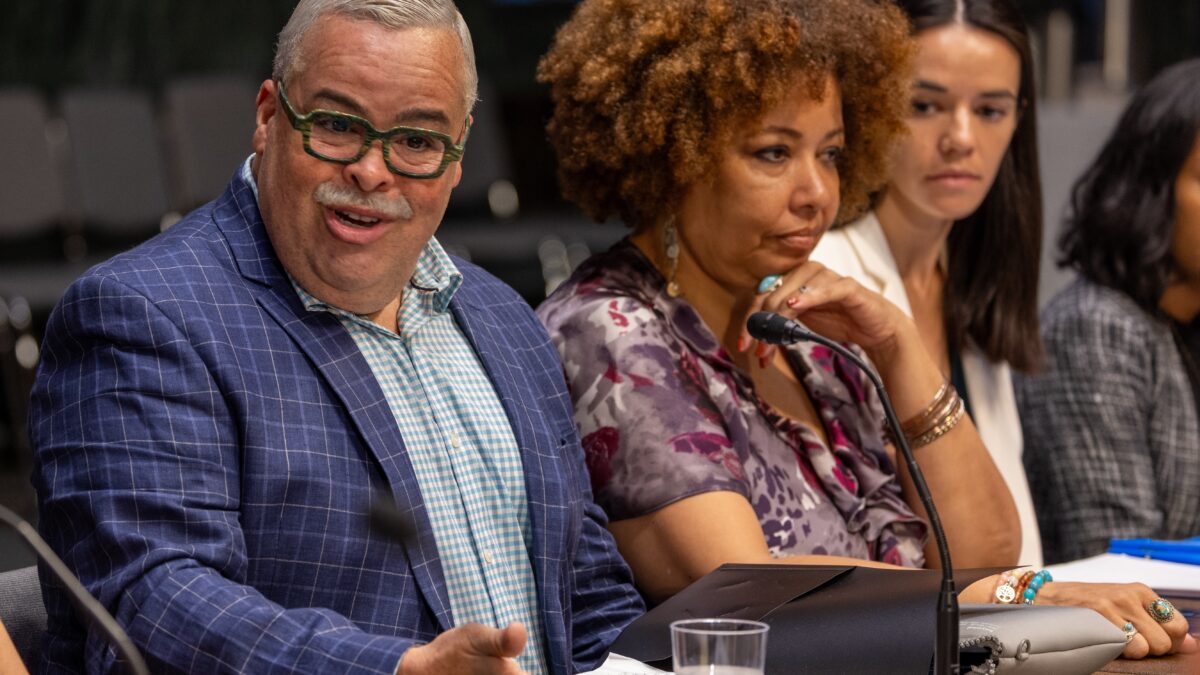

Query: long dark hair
[1059,58,1200,314]
[892,0,1044,371]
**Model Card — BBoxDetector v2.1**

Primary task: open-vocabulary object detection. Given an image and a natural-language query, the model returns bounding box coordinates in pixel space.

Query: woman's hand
[737,262,910,366]
[736,262,1021,568]
[1036,582,1197,659]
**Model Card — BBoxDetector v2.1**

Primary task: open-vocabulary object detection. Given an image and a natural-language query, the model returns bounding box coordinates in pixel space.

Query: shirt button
[450,434,461,449]
[483,551,493,565]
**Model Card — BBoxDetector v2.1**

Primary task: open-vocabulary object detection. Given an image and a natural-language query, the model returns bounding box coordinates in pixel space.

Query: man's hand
[398,622,529,675]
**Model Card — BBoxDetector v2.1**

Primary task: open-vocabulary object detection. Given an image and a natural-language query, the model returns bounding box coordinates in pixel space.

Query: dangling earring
[664,217,681,297]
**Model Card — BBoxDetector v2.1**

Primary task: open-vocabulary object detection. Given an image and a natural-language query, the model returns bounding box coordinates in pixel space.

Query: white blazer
[811,212,1044,567]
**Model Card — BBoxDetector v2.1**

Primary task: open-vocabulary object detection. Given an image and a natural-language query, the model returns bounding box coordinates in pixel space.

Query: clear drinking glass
[670,618,770,675]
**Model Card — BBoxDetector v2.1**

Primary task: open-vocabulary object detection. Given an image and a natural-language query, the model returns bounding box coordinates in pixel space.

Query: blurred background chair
[0,88,69,263]
[0,88,88,315]
[60,86,173,255]
[162,73,260,212]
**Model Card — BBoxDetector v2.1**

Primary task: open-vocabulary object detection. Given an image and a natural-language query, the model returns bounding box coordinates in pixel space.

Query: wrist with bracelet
[991,568,1052,605]
[896,379,966,449]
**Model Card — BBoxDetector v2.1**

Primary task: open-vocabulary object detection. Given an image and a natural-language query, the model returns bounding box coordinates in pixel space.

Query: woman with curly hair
[536,0,1019,594]
[811,0,1045,568]
[536,0,1196,659]
[1017,59,1200,564]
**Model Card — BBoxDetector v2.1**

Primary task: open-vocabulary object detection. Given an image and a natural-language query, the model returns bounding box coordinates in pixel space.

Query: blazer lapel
[449,286,571,668]
[846,212,914,317]
[213,174,455,631]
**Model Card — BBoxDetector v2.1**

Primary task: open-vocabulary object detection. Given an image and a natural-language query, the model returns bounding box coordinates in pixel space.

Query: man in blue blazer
[28,1,642,673]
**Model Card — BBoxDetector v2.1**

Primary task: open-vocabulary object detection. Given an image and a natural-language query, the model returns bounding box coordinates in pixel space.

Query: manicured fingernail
[758,356,769,369]
[737,334,749,352]
[786,296,799,307]
[755,342,767,358]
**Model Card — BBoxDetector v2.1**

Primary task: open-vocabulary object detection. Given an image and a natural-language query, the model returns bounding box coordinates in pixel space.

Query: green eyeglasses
[276,79,469,179]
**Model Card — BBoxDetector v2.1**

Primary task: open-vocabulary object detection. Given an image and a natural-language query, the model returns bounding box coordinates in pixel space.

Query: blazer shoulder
[1041,279,1157,341]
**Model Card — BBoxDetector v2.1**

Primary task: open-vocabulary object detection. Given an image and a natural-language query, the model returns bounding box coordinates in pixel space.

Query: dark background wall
[0,0,584,214]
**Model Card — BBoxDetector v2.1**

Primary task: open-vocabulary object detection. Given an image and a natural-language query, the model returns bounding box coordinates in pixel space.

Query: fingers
[1180,633,1198,654]
[497,622,528,658]
[1122,632,1151,660]
[1096,589,1188,658]
[741,263,836,368]
[465,622,527,660]
[400,623,529,675]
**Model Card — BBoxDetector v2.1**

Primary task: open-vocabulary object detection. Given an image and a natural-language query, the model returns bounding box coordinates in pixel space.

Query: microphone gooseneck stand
[0,504,150,675]
[747,311,959,675]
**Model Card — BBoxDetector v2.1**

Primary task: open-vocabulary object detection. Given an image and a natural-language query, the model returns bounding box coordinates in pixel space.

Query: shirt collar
[240,155,463,316]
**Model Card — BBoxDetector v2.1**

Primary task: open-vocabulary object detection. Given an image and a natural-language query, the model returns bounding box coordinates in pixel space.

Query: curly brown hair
[538,0,915,229]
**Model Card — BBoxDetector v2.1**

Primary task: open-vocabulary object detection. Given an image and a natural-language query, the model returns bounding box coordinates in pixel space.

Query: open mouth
[333,209,381,227]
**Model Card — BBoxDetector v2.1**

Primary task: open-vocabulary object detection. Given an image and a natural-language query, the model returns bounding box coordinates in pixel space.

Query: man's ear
[252,79,278,155]
[450,113,473,189]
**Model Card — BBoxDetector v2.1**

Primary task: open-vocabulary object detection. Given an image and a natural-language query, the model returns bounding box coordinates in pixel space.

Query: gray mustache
[314,182,412,220]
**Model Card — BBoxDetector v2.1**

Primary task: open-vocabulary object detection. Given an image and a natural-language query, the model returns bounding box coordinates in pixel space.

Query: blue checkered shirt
[243,160,548,674]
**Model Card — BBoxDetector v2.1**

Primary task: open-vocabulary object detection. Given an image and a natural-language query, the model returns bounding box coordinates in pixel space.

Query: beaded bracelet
[1014,570,1035,599]
[1022,570,1053,604]
[991,570,1023,604]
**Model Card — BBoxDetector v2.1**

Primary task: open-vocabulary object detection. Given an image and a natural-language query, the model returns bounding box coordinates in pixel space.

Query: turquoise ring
[757,275,783,294]
[1122,622,1137,642]
[1147,598,1175,623]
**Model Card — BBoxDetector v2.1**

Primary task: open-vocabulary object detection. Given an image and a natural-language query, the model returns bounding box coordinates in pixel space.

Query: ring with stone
[1147,598,1176,623]
[757,275,783,294]
[1122,622,1137,643]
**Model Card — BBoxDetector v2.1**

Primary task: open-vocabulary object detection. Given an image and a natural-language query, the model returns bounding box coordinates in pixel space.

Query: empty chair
[163,74,260,211]
[60,86,173,252]
[0,89,92,319]
[0,88,69,262]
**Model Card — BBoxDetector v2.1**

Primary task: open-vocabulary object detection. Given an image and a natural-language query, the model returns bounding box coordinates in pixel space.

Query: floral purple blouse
[537,240,927,567]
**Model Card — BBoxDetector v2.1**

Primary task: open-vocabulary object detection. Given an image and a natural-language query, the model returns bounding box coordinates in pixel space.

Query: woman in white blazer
[812,0,1045,567]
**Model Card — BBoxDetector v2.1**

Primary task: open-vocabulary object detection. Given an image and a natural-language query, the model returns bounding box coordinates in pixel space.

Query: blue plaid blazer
[29,170,643,674]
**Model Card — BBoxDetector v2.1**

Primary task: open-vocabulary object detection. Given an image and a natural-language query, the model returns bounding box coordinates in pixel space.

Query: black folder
[611,564,1001,674]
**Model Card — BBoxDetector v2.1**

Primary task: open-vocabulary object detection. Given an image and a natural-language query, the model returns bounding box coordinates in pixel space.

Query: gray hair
[273,0,478,113]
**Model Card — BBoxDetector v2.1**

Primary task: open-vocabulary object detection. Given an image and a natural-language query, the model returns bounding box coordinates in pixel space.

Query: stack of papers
[579,653,669,675]
[1046,553,1200,593]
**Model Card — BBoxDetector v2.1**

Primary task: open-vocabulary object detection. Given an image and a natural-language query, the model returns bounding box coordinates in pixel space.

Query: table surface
[1096,595,1199,674]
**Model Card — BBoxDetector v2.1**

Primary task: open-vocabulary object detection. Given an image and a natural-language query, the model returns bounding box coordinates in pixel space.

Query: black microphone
[0,504,149,675]
[747,311,959,675]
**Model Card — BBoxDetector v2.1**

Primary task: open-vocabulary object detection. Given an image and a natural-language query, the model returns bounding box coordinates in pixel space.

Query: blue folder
[1108,537,1200,565]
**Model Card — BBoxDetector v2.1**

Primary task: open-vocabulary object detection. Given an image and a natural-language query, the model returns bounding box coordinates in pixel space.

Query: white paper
[578,653,672,675]
[1045,553,1200,591]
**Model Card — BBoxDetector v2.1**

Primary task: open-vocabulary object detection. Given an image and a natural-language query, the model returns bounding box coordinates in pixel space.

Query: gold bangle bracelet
[909,394,965,448]
[900,381,953,437]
